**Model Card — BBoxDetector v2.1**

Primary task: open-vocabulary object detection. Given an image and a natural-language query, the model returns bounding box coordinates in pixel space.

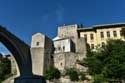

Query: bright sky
[0,0,125,54]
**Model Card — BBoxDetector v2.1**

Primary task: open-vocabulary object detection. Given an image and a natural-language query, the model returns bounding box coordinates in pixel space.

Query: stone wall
[75,37,87,61]
[53,52,76,72]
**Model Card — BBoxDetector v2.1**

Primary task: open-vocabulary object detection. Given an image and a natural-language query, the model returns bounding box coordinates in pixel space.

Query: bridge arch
[0,26,32,77]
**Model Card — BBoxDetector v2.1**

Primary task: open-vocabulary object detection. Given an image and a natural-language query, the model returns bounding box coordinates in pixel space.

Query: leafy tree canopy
[0,57,11,82]
[84,39,125,83]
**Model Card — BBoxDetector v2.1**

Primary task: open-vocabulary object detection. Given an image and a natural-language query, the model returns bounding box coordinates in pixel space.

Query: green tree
[103,40,125,82]
[0,57,11,82]
[85,39,125,83]
[84,44,104,75]
[44,66,61,80]
[84,55,103,75]
[66,68,79,81]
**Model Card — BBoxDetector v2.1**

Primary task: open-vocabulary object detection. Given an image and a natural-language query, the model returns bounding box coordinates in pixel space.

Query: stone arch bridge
[0,26,46,83]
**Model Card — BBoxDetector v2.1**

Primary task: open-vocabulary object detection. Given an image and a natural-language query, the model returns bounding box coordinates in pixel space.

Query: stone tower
[58,24,78,39]
[31,33,53,76]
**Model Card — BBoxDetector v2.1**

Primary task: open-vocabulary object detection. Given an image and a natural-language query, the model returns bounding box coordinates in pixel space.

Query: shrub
[44,66,61,80]
[78,72,86,81]
[66,68,79,81]
[94,74,106,83]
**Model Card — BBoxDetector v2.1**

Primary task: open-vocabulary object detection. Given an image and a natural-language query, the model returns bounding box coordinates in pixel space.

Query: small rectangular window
[58,46,61,50]
[120,30,122,36]
[113,31,117,37]
[91,44,94,49]
[90,34,94,40]
[100,32,104,38]
[84,34,87,41]
[107,31,110,38]
[36,42,39,46]
[63,46,65,50]
[102,42,105,48]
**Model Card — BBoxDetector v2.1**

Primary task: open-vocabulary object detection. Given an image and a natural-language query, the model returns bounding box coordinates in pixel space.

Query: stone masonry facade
[31,24,87,76]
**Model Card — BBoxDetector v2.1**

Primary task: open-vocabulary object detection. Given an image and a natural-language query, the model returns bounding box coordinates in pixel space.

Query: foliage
[66,68,79,81]
[0,57,11,82]
[93,74,107,83]
[84,55,103,75]
[103,40,125,81]
[78,72,86,81]
[84,44,104,75]
[85,39,125,82]
[44,66,61,80]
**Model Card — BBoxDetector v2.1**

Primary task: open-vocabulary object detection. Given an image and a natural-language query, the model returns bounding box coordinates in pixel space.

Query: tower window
[63,46,65,50]
[36,42,39,46]
[58,46,61,50]
[100,32,104,38]
[60,63,63,66]
[113,31,117,37]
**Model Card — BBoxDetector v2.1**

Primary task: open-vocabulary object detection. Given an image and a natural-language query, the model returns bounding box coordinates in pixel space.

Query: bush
[0,57,11,82]
[79,72,86,81]
[66,68,79,81]
[44,66,61,80]
[94,74,106,83]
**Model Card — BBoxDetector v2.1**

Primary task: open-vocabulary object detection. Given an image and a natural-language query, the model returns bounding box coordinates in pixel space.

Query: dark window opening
[51,55,53,59]
[102,42,105,48]
[100,32,104,38]
[36,42,39,46]
[60,63,62,66]
[63,46,65,50]
[113,31,117,37]
[120,30,122,36]
[107,31,110,38]
[91,44,94,49]
[90,34,94,40]
[58,46,61,50]
[84,34,87,41]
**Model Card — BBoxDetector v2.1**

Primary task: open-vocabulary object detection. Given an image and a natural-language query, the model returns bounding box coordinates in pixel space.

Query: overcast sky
[0,0,125,54]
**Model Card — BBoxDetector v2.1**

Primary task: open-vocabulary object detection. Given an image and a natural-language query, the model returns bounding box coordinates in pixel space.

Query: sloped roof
[53,36,61,41]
